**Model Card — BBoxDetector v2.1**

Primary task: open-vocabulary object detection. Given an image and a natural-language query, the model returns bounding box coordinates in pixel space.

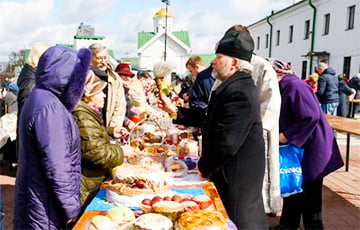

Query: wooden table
[349,98,360,118]
[72,182,227,230]
[326,114,360,171]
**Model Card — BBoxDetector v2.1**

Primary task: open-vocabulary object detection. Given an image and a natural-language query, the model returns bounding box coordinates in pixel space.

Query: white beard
[211,61,232,81]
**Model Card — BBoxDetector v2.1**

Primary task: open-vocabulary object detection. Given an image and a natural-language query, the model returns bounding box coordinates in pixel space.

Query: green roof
[56,44,74,48]
[138,32,156,49]
[138,31,190,49]
[73,35,105,40]
[172,31,191,47]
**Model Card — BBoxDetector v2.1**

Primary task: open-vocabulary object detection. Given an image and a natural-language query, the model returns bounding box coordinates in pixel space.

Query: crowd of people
[0,23,359,230]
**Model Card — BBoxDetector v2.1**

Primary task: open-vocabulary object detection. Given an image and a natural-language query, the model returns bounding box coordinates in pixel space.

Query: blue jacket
[189,66,215,109]
[317,67,339,103]
[14,46,91,229]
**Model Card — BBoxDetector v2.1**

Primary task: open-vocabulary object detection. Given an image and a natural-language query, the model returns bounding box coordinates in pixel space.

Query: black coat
[17,63,36,115]
[337,79,353,117]
[175,71,267,229]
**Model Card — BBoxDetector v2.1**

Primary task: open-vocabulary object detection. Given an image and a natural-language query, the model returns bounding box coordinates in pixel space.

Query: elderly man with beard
[158,25,267,229]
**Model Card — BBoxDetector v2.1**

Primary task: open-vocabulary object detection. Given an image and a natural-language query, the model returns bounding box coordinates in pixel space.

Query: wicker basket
[128,117,166,147]
[127,118,168,165]
[127,145,169,166]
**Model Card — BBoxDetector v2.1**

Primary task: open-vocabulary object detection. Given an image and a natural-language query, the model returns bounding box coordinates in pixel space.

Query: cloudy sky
[0,0,295,62]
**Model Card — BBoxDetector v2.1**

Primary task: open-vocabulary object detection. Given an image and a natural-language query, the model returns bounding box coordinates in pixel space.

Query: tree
[4,49,26,80]
[8,49,26,67]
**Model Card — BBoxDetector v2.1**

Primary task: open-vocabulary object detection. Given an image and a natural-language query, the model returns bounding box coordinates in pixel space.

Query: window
[343,56,351,77]
[276,30,280,46]
[265,34,269,48]
[257,36,260,50]
[301,61,307,80]
[324,13,330,35]
[304,20,310,39]
[347,5,355,30]
[289,25,294,43]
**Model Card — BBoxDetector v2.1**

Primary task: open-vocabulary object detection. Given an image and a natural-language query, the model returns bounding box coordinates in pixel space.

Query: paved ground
[1,116,360,229]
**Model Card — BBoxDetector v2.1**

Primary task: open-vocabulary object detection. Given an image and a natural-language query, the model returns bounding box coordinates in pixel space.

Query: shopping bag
[279,143,304,197]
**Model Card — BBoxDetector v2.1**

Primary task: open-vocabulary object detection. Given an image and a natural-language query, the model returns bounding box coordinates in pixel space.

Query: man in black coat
[159,25,267,229]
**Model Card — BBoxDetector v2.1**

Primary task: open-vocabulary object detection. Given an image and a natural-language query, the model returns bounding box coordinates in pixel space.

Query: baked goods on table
[133,213,173,230]
[140,194,213,214]
[108,175,169,197]
[177,210,228,230]
[151,200,184,222]
[178,139,199,156]
[106,205,135,226]
[88,204,136,230]
[88,215,117,230]
[164,158,188,177]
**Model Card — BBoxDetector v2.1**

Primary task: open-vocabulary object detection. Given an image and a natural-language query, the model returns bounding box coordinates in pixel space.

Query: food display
[177,210,228,230]
[111,163,154,180]
[143,132,163,144]
[72,119,234,230]
[108,175,169,197]
[133,213,173,230]
[88,215,117,230]
[178,139,199,156]
[140,194,213,214]
[152,200,184,221]
[165,158,188,177]
[138,156,164,171]
[106,205,135,225]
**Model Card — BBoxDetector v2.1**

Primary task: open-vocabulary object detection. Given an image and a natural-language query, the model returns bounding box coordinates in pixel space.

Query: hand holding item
[113,126,129,139]
[157,92,177,114]
[279,132,288,144]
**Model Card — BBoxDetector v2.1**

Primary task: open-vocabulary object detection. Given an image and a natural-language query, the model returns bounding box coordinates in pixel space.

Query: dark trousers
[279,178,324,230]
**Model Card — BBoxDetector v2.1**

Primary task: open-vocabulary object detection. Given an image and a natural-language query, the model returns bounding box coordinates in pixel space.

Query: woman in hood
[14,46,92,229]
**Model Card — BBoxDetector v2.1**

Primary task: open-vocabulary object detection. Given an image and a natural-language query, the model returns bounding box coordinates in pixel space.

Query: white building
[137,7,192,74]
[248,0,359,79]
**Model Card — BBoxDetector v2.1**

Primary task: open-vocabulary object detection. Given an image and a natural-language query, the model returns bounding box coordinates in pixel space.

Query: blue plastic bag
[279,143,304,197]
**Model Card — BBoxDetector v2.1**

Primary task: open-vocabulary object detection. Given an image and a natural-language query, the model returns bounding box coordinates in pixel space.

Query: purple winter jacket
[14,46,91,229]
[279,73,344,183]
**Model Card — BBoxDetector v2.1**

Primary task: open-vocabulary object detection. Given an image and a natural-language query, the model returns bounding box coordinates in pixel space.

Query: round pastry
[106,205,135,225]
[152,200,184,222]
[177,210,228,230]
[88,215,117,230]
[133,213,173,230]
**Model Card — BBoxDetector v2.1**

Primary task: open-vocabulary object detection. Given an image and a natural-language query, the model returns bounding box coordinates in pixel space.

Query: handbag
[279,143,304,197]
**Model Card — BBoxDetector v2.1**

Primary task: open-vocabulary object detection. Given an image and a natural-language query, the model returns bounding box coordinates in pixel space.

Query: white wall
[249,0,360,78]
[139,36,189,75]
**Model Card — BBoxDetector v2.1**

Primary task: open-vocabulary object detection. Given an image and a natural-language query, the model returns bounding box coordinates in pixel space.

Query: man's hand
[157,92,177,114]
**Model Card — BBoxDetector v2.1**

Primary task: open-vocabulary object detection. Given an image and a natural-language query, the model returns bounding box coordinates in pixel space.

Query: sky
[0,0,296,62]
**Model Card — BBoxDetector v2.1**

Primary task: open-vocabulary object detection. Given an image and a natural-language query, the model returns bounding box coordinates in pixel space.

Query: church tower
[153,7,173,34]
